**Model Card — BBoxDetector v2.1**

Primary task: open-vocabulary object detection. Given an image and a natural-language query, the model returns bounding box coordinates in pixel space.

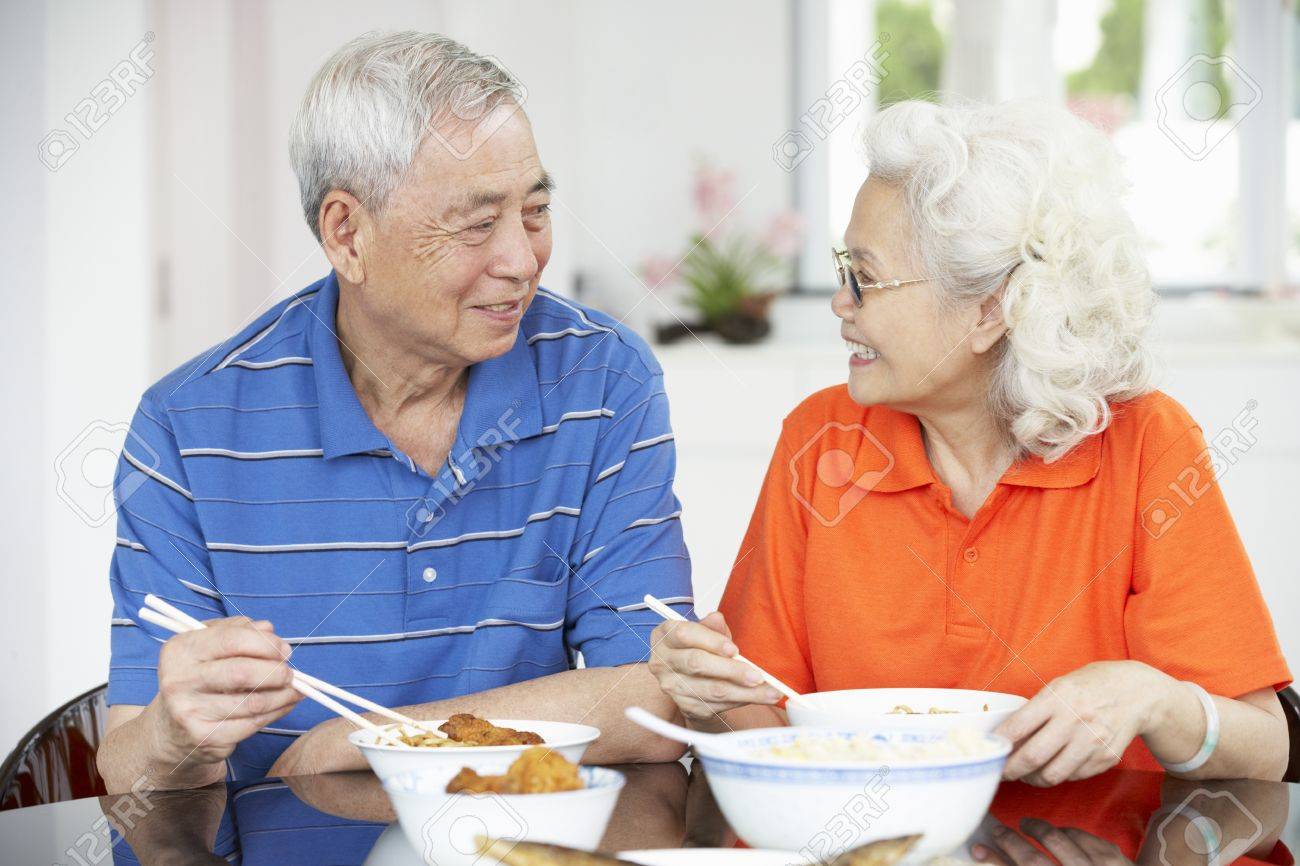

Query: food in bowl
[395,713,545,748]
[788,688,1026,735]
[754,728,1001,763]
[447,747,584,794]
[383,765,625,866]
[887,703,987,714]
[475,833,921,865]
[437,713,545,746]
[689,726,1011,862]
[476,838,623,864]
[349,718,601,783]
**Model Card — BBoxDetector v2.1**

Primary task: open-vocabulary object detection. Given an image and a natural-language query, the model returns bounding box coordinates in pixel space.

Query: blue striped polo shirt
[107,270,695,778]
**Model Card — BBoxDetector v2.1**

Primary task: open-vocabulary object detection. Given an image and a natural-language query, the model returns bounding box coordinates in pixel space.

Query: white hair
[861,99,1156,462]
[289,31,524,242]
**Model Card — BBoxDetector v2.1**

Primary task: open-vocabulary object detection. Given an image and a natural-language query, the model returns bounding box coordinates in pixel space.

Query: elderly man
[97,31,691,791]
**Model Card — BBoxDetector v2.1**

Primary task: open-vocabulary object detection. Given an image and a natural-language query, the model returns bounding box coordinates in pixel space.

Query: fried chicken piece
[446,766,509,795]
[476,838,635,864]
[824,834,921,866]
[502,746,583,794]
[445,747,583,795]
[440,713,544,746]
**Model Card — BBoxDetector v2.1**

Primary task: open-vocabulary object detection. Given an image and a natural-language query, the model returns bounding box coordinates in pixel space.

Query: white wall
[0,0,153,749]
[1,0,53,753]
[0,0,791,746]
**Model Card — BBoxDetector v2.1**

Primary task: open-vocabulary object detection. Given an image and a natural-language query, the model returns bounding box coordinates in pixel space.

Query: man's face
[350,104,553,368]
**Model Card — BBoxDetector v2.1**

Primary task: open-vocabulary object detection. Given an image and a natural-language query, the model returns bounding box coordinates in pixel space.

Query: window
[789,0,1296,294]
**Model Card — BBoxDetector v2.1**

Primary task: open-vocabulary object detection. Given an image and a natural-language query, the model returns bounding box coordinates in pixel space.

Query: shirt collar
[310,272,390,459]
[862,404,1102,492]
[1000,432,1103,488]
[456,326,544,452]
[310,271,545,462]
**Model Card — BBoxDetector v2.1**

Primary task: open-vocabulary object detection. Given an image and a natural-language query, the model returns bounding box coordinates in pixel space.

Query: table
[1,763,1296,865]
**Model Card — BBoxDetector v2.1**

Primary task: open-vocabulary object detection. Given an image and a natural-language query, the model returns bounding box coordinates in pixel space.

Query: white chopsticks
[642,594,818,710]
[138,594,448,749]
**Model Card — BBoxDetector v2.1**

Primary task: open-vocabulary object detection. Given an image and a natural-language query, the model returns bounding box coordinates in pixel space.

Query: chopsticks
[137,594,447,749]
[642,594,818,710]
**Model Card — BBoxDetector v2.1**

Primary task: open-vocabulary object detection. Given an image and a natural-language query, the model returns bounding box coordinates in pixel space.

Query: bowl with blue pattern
[382,765,625,866]
[697,726,1009,862]
[625,707,1011,865]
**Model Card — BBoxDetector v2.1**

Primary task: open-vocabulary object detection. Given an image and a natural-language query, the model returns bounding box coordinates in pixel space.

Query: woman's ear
[969,283,1010,356]
[319,190,370,284]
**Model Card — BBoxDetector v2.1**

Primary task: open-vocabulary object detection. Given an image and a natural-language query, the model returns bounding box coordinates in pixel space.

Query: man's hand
[147,616,302,772]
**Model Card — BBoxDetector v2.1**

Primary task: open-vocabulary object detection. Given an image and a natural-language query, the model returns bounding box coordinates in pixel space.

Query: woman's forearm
[1142,678,1287,781]
[687,703,785,735]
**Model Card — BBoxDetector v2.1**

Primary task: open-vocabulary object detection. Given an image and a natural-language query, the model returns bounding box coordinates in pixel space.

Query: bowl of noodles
[348,713,601,782]
[788,688,1026,734]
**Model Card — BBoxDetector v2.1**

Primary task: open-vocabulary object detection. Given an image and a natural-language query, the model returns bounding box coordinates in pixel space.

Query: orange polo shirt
[718,387,1290,769]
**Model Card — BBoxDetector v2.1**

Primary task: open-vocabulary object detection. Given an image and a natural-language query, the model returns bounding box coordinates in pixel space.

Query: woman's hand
[647,612,781,722]
[996,661,1166,786]
[973,818,1132,866]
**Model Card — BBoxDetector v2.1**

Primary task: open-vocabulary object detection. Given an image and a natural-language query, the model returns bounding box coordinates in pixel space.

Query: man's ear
[319,190,370,284]
[969,283,1009,356]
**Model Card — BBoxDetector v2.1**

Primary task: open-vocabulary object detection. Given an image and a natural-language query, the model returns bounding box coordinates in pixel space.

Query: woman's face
[832,177,994,412]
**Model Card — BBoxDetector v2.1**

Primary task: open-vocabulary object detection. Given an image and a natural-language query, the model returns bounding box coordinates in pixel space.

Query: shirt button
[964,547,978,563]
[422,567,437,583]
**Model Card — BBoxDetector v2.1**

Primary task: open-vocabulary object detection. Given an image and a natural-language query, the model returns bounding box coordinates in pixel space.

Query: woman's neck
[913,400,1016,519]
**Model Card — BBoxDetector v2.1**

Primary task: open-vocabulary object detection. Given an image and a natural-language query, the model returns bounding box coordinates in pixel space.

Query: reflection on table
[13,763,1293,866]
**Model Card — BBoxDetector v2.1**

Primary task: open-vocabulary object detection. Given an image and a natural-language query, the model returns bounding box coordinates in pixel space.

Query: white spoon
[625,706,726,748]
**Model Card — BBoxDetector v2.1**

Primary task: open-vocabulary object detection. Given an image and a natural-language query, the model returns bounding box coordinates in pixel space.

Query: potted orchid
[641,161,803,345]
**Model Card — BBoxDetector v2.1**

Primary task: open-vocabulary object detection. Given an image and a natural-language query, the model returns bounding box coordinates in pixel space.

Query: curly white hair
[861,99,1156,462]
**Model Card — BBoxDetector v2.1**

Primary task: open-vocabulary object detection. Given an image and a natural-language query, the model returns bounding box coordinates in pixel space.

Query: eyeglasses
[831,247,929,307]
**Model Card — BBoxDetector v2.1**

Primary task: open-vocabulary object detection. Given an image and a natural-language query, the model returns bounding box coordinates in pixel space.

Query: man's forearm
[98,703,227,794]
[270,663,686,777]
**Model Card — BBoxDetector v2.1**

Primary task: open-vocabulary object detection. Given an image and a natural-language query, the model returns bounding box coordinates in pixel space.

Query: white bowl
[789,688,1026,734]
[349,719,601,783]
[362,823,425,866]
[383,766,625,866]
[693,726,1010,863]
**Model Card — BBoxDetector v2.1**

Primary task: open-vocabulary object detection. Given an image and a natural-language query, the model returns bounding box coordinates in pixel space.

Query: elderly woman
[649,100,1291,785]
